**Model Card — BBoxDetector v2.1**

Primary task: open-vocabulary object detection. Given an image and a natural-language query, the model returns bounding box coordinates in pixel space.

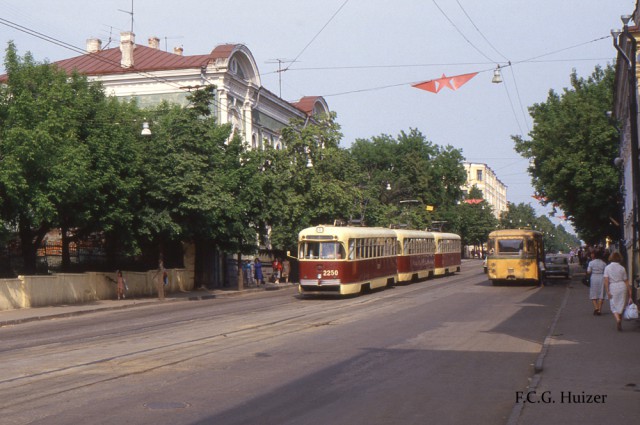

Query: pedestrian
[154,258,166,300]
[272,257,282,283]
[603,251,632,331]
[586,250,607,315]
[281,258,291,284]
[115,270,126,300]
[254,258,264,285]
[243,260,254,286]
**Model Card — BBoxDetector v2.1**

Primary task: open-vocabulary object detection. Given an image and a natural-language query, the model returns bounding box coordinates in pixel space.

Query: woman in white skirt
[586,250,607,315]
[603,251,632,331]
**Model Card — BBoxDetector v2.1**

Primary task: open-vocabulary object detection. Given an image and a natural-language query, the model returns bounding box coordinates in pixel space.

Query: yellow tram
[485,229,545,285]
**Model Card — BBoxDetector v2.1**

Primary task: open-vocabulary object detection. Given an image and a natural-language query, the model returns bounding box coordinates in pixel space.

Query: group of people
[244,257,291,286]
[586,249,634,331]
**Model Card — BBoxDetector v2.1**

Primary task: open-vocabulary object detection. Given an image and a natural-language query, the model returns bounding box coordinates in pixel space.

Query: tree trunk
[237,251,244,290]
[61,223,71,272]
[18,216,48,275]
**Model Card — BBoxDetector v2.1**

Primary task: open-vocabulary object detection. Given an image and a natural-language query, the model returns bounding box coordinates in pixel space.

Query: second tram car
[394,229,436,283]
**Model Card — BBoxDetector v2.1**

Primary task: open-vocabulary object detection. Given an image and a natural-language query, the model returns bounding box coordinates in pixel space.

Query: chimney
[120,31,136,68]
[148,36,160,49]
[86,38,102,53]
[173,46,184,56]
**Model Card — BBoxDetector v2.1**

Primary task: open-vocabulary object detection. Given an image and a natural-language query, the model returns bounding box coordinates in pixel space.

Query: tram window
[300,242,320,259]
[348,240,355,260]
[498,239,524,255]
[320,242,345,259]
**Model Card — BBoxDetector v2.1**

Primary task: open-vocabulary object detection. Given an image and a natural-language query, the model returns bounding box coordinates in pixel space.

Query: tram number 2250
[322,269,339,277]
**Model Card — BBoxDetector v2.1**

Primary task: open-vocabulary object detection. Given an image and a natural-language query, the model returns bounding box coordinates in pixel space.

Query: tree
[499,202,538,230]
[512,65,619,243]
[0,43,110,273]
[137,87,245,270]
[348,129,466,230]
[454,186,498,255]
[263,112,356,253]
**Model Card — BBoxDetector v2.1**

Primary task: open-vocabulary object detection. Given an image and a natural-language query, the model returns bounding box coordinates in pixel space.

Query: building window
[476,169,483,181]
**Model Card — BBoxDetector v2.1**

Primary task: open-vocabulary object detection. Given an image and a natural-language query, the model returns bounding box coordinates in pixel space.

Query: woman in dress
[603,251,632,331]
[254,258,264,285]
[115,270,126,300]
[586,250,607,315]
[281,258,291,284]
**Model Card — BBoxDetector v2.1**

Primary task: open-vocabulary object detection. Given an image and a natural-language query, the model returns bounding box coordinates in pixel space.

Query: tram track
[1,268,486,410]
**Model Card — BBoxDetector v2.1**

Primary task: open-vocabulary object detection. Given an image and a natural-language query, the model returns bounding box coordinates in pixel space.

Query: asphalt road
[0,263,567,425]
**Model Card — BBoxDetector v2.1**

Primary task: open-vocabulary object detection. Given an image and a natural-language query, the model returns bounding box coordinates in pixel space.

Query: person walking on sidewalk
[586,250,607,315]
[603,251,632,331]
[281,258,291,284]
[153,259,166,300]
[115,270,127,300]
[254,258,264,285]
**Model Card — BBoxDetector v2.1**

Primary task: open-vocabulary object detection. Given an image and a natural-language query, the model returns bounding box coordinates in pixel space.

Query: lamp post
[612,16,640,288]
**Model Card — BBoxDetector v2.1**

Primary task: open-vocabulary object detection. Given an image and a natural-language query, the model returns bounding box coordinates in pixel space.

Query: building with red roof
[51,32,330,149]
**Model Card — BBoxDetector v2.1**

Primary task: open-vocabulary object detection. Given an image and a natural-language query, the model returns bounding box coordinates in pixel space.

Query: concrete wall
[0,268,193,311]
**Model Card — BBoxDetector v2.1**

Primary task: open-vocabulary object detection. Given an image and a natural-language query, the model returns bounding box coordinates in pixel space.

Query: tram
[433,232,462,276]
[485,229,545,285]
[296,224,461,296]
[297,225,398,295]
[394,228,436,283]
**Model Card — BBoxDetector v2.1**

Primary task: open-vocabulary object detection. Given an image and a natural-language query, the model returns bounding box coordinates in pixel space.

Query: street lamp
[141,121,152,136]
[492,66,503,84]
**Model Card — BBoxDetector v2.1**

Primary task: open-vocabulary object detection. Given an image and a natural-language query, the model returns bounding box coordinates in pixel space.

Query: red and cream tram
[297,225,398,295]
[296,225,461,296]
[393,229,436,283]
[433,232,462,276]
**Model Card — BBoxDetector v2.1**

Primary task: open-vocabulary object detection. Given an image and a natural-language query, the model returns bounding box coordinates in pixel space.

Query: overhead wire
[431,0,496,63]
[283,0,350,72]
[455,0,508,62]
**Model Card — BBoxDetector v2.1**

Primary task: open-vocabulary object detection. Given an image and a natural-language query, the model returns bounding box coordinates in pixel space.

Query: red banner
[412,72,478,93]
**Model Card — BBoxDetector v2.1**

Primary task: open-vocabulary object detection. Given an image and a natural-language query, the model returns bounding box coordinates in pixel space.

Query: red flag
[412,72,478,93]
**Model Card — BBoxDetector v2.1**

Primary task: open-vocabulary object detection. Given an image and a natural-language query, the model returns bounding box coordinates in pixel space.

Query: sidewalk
[0,282,297,327]
[512,268,640,425]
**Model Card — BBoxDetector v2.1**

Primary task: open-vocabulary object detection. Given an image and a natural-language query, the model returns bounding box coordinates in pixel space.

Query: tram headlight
[317,273,322,280]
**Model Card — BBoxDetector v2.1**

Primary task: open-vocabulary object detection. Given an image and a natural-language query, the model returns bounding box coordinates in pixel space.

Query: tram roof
[488,229,542,238]
[432,232,461,241]
[392,229,435,239]
[298,225,397,240]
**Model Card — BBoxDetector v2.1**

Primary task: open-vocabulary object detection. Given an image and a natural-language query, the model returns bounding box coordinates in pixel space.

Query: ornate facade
[54,32,330,149]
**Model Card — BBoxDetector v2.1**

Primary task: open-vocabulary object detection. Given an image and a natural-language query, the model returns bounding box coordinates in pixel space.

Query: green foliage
[0,42,111,271]
[349,128,467,231]
[262,113,355,252]
[499,203,580,253]
[512,65,619,243]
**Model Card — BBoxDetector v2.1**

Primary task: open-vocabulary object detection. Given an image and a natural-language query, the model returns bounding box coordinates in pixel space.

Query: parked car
[545,254,570,279]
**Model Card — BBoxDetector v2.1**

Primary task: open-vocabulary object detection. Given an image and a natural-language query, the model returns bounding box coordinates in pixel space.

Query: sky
[0,0,635,232]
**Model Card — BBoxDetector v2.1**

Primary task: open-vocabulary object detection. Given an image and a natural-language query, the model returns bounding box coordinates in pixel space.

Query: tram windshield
[299,241,346,260]
[497,239,524,254]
